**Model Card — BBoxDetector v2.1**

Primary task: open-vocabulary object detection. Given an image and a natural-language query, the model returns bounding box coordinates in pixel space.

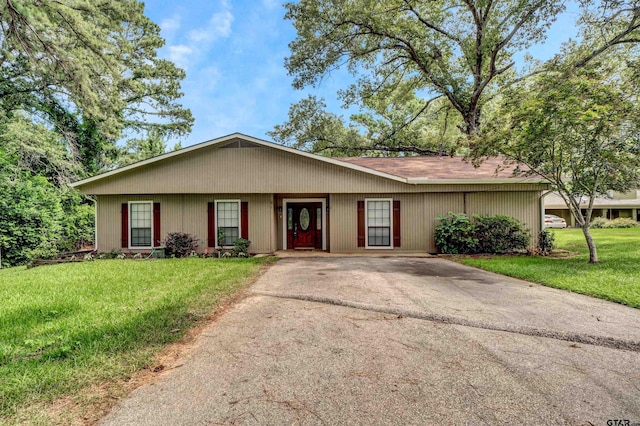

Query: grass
[458,228,640,308]
[0,257,273,424]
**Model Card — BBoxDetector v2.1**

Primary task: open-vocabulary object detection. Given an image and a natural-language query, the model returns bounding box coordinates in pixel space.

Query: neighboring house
[544,190,640,227]
[71,133,549,254]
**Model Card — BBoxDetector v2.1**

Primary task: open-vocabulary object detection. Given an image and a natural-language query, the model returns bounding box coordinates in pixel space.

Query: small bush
[590,217,608,228]
[537,228,555,255]
[473,214,530,254]
[435,212,478,254]
[233,238,251,256]
[164,232,199,258]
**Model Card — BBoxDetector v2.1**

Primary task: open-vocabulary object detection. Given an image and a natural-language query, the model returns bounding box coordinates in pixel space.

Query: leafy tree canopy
[0,0,193,174]
[115,129,182,167]
[476,55,640,262]
[274,0,640,153]
[0,0,192,265]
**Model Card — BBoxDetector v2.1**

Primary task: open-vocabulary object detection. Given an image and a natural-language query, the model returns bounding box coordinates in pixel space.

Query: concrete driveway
[100,257,640,425]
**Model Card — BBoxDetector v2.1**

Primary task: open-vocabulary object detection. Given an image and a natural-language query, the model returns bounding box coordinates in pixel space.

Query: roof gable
[71,133,546,195]
[71,133,405,189]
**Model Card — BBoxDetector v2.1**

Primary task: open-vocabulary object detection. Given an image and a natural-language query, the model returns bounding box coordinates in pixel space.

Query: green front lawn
[458,228,640,308]
[0,257,273,424]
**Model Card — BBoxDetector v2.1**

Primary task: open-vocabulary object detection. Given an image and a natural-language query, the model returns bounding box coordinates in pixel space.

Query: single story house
[545,190,640,227]
[71,133,549,254]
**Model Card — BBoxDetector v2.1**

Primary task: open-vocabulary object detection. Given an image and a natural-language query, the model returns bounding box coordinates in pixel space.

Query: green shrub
[473,214,530,254]
[605,218,639,228]
[590,217,608,228]
[537,228,556,255]
[435,212,478,254]
[164,232,199,258]
[0,175,63,265]
[591,217,639,228]
[435,213,531,254]
[233,238,251,256]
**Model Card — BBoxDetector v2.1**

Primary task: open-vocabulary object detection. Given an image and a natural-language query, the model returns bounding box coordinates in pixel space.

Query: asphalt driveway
[100,257,640,425]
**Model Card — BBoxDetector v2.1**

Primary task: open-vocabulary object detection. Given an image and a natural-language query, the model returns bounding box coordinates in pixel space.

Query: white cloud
[197,66,222,91]
[165,2,234,70]
[167,45,193,69]
[262,0,279,10]
[160,16,181,33]
[211,9,234,38]
[188,8,234,42]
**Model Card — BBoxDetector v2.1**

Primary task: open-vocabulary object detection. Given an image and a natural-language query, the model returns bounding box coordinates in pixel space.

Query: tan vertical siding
[96,191,542,254]
[466,191,541,244]
[329,193,465,253]
[422,193,466,252]
[96,194,274,254]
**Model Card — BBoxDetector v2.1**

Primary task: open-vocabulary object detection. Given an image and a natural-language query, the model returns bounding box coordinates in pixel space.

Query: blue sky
[143,0,581,148]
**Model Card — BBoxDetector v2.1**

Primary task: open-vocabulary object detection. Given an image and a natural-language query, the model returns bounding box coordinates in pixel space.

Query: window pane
[130,203,152,246]
[366,200,391,247]
[220,227,239,246]
[368,227,390,247]
[217,201,239,246]
[316,208,322,230]
[300,208,310,231]
[367,200,390,227]
[131,228,151,247]
[217,202,238,227]
[287,208,293,230]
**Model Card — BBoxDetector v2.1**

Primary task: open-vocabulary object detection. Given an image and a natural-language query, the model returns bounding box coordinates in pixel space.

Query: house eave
[406,177,548,185]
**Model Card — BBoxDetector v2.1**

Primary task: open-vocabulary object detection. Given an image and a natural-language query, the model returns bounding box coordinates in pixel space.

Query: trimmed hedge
[590,217,639,229]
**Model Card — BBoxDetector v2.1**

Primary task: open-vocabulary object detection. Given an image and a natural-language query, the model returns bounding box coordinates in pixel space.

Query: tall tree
[0,0,193,173]
[477,61,640,263]
[0,1,192,264]
[276,0,640,153]
[280,0,564,142]
[270,94,461,156]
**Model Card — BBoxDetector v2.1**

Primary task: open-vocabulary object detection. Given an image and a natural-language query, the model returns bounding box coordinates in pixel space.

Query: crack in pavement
[252,291,640,353]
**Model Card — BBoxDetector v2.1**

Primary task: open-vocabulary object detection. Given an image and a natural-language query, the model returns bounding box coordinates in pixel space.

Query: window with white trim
[366,199,392,248]
[216,200,240,246]
[130,202,152,248]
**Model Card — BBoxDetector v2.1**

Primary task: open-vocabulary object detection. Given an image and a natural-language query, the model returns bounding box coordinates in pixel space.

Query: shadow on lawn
[0,299,202,415]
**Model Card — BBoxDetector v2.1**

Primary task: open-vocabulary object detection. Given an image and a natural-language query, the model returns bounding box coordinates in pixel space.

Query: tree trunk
[462,108,482,136]
[581,224,598,263]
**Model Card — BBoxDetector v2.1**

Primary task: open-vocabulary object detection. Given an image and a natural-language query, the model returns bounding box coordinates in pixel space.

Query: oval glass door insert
[299,208,310,231]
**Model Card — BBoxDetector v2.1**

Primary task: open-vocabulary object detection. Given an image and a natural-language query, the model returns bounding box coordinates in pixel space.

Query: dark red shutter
[121,203,129,248]
[207,202,216,247]
[241,202,249,240]
[153,203,161,247]
[357,201,365,247]
[393,200,401,248]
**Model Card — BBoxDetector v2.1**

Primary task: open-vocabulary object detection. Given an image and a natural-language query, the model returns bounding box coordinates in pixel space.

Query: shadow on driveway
[100,257,640,425]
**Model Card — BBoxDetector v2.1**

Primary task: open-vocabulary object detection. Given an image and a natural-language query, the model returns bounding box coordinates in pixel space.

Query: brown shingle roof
[337,156,519,179]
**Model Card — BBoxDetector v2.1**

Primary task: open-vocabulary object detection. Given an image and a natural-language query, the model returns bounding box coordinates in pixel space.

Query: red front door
[287,203,322,249]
